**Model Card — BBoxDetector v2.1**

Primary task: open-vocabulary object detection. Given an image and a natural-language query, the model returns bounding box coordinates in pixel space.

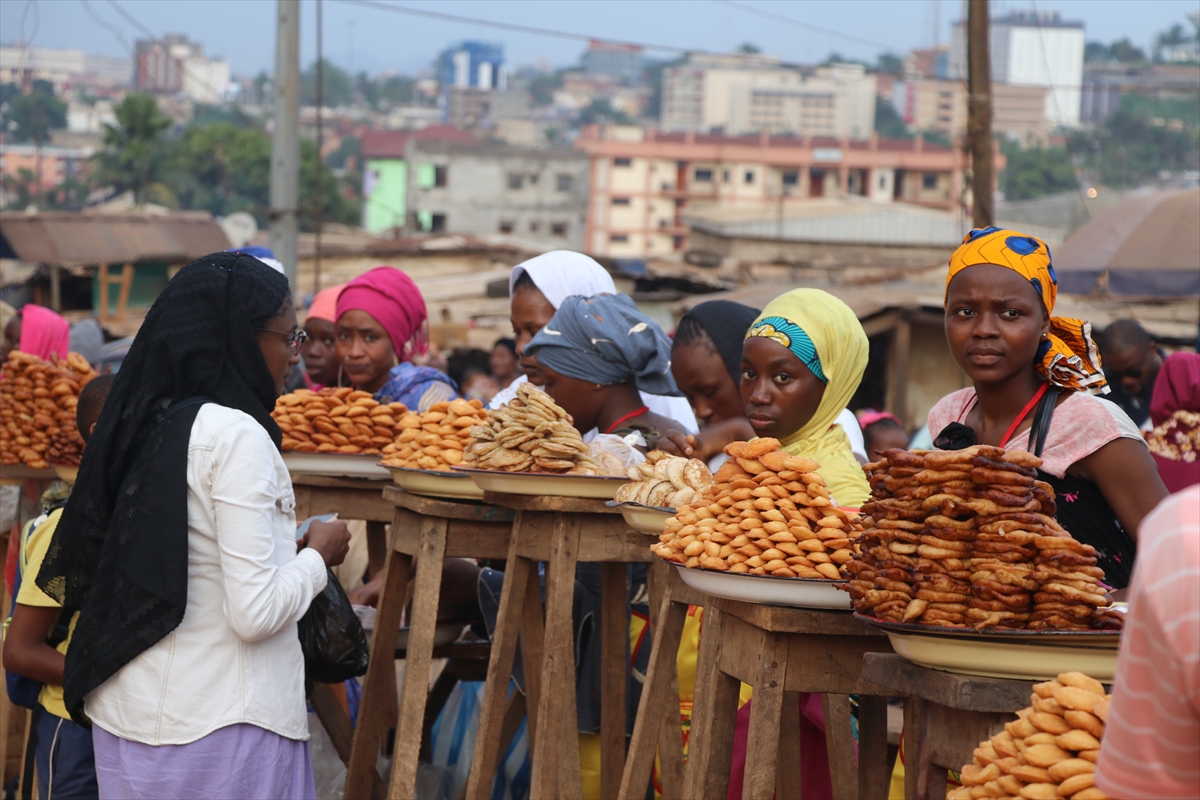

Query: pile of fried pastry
[949,671,1111,800]
[842,446,1123,631]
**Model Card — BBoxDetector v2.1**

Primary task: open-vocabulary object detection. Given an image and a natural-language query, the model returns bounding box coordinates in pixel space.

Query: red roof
[359,125,475,159]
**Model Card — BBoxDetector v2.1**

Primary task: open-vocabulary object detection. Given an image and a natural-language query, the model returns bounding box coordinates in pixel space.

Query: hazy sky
[3,0,1196,78]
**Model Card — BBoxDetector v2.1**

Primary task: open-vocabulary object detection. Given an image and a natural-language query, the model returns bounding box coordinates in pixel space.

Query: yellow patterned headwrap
[946,227,1109,395]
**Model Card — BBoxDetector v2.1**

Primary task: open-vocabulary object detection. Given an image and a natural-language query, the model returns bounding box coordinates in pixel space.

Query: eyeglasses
[255,326,308,355]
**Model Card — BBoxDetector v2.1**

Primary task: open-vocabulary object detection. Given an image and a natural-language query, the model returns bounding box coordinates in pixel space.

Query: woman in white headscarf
[490,250,698,434]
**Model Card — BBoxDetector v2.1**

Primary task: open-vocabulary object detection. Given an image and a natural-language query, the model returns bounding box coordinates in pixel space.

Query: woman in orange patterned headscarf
[928,227,1166,591]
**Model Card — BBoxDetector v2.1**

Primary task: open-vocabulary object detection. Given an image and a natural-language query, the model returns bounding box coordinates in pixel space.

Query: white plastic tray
[283,452,391,480]
[672,562,850,610]
[453,467,627,500]
[385,466,484,500]
[611,501,674,535]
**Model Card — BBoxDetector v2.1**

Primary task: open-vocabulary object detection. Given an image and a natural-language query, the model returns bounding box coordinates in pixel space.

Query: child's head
[76,373,117,443]
[858,410,909,459]
[671,301,760,427]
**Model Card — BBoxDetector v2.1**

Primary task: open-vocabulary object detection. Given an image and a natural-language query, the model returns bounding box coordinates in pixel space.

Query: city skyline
[1,0,1195,81]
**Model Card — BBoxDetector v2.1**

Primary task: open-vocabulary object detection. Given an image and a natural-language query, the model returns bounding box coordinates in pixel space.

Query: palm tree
[91,93,173,204]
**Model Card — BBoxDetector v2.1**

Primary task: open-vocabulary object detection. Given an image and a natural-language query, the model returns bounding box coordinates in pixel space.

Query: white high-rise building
[951,9,1084,128]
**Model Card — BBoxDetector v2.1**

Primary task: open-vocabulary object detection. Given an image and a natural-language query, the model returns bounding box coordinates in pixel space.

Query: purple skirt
[92,723,316,800]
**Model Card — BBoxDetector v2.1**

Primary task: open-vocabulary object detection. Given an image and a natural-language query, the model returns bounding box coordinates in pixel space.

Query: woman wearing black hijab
[37,253,350,800]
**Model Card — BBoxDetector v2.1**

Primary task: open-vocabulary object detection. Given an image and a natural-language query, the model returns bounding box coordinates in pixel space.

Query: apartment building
[662,55,875,139]
[894,80,1050,145]
[951,10,1085,127]
[576,125,970,258]
[405,140,588,250]
[135,35,231,104]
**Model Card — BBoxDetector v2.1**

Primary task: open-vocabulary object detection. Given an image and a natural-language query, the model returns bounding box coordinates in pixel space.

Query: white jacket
[86,404,326,745]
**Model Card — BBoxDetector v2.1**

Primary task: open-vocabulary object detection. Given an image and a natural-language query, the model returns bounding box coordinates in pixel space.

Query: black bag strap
[161,395,218,421]
[1026,385,1059,458]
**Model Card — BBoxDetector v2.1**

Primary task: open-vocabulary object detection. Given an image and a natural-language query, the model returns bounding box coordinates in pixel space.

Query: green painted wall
[90,263,171,315]
[364,158,408,233]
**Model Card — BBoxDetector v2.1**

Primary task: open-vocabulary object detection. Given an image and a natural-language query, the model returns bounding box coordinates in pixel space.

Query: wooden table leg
[822,693,859,800]
[519,557,546,750]
[775,691,803,800]
[904,697,946,800]
[311,683,355,766]
[531,512,583,800]
[656,661,686,800]
[388,516,449,798]
[466,513,536,800]
[366,520,388,579]
[345,545,411,800]
[600,562,627,800]
[681,605,740,800]
[619,568,687,800]
[742,632,788,800]
[857,695,890,800]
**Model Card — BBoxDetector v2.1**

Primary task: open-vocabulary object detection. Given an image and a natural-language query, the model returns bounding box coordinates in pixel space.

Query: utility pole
[270,0,300,289]
[966,0,994,228]
[314,0,323,299]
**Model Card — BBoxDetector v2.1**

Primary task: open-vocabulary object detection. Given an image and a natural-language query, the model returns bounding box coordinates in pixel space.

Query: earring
[595,383,602,390]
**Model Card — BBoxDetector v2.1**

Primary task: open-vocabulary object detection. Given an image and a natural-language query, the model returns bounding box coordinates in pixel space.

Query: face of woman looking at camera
[944,263,1051,387]
[335,309,396,394]
[740,336,826,440]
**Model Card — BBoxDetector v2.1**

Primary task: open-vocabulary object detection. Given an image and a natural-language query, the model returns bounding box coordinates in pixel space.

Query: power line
[715,0,896,53]
[80,0,134,57]
[104,0,228,102]
[331,0,694,54]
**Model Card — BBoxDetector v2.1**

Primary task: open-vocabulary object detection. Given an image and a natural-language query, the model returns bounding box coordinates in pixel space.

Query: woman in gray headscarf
[525,293,683,449]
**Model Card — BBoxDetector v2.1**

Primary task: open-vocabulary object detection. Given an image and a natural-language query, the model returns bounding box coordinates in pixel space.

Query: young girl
[334,266,458,411]
[930,227,1167,589]
[301,284,344,389]
[741,287,872,508]
[524,292,684,447]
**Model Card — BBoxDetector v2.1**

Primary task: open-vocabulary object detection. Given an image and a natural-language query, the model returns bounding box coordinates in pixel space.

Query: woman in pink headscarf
[1147,352,1200,493]
[1,304,70,362]
[335,267,458,411]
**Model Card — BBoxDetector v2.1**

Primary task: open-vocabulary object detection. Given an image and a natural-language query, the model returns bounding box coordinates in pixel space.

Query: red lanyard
[999,383,1049,448]
[605,406,649,434]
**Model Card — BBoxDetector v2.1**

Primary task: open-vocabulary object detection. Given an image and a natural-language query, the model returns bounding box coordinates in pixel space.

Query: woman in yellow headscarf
[742,287,871,507]
[931,227,1166,590]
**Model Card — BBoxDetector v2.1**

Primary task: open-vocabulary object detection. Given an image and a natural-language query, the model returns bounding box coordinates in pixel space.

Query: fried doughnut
[1047,758,1095,782]
[922,608,966,623]
[1093,698,1109,722]
[1058,671,1106,696]
[916,589,971,603]
[1008,764,1052,783]
[1053,686,1103,713]
[973,454,1038,477]
[1006,718,1038,739]
[914,468,975,484]
[902,598,929,622]
[918,544,968,560]
[881,448,926,467]
[971,589,1031,609]
[975,511,1044,527]
[925,446,991,468]
[1001,449,1042,469]
[925,514,975,530]
[970,466,1036,487]
[919,534,970,551]
[1028,711,1072,734]
[1056,728,1102,752]
[972,487,1035,506]
[1040,550,1099,568]
[1016,783,1057,800]
[1021,743,1071,768]
[1062,710,1104,739]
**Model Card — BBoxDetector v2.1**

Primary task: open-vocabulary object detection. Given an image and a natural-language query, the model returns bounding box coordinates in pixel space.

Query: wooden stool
[862,653,1037,800]
[619,559,706,800]
[465,493,654,800]
[683,598,895,800]
[345,487,514,800]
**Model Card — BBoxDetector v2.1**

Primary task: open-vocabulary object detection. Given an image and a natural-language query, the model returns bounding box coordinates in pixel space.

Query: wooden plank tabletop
[0,465,58,481]
[290,473,389,489]
[712,597,884,637]
[383,485,514,522]
[862,653,1035,712]
[482,490,618,515]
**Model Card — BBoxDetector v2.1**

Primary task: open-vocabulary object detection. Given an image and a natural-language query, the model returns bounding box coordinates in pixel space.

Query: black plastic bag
[298,567,370,690]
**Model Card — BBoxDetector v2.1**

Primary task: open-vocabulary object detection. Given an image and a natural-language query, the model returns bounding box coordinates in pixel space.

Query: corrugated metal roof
[0,211,231,267]
[685,200,1064,248]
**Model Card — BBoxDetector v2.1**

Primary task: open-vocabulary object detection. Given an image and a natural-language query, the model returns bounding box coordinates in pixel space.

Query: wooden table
[0,466,57,481]
[344,486,515,800]
[291,473,394,577]
[862,653,1039,800]
[465,492,654,800]
[682,598,895,800]
[619,558,705,800]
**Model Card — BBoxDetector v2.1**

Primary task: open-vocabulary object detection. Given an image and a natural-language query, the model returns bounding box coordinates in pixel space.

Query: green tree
[527,68,567,107]
[5,80,67,144]
[1154,22,1192,62]
[91,93,173,204]
[575,98,634,126]
[738,43,762,54]
[1110,38,1147,64]
[1000,142,1078,200]
[169,122,272,219]
[1068,94,1199,187]
[874,96,910,139]
[874,53,904,76]
[301,59,354,106]
[356,72,415,110]
[299,139,359,228]
[1084,41,1111,62]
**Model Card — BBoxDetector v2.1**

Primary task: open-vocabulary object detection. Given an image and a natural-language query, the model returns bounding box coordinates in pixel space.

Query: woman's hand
[305,519,352,567]
[657,431,696,457]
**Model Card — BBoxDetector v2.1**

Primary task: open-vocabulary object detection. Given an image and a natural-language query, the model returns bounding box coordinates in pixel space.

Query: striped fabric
[1096,486,1200,799]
